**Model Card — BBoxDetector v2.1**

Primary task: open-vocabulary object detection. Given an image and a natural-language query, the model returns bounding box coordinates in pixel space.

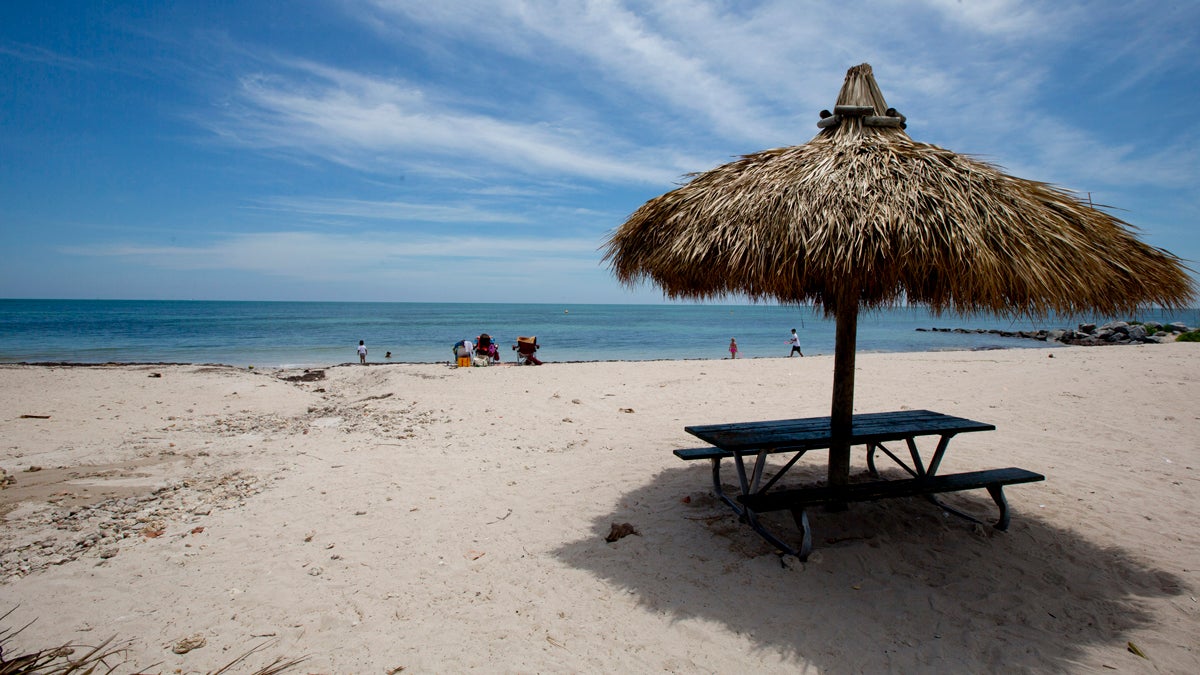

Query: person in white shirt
[786,329,804,357]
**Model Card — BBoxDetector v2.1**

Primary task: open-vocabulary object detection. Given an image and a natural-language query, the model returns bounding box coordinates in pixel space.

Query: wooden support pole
[829,300,859,490]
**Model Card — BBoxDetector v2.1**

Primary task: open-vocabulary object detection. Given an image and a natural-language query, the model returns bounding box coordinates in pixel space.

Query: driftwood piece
[833,104,874,117]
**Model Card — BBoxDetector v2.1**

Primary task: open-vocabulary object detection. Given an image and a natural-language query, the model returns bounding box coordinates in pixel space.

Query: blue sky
[2,0,1197,304]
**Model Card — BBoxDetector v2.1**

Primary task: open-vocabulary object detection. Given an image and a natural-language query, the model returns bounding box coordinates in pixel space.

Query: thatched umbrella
[604,63,1194,489]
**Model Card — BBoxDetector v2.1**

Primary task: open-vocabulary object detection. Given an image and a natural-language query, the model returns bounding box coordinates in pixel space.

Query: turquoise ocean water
[0,299,1195,368]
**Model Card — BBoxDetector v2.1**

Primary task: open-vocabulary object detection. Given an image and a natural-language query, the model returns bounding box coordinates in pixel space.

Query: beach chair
[474,333,499,366]
[513,336,542,365]
[453,340,473,368]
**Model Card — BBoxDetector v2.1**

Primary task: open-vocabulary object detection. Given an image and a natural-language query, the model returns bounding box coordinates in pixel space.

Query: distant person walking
[729,337,739,359]
[357,340,368,364]
[786,328,804,357]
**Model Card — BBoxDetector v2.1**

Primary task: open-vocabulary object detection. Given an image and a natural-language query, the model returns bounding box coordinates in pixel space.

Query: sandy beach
[2,345,1198,673]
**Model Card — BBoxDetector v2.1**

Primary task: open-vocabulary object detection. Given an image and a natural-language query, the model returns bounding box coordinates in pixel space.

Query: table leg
[926,434,953,476]
[924,494,985,526]
[732,453,751,495]
[756,449,810,494]
[866,443,879,477]
[987,484,1012,530]
[905,437,926,477]
[926,484,1013,530]
[708,458,744,516]
[750,450,770,492]
[872,441,919,478]
[743,508,801,557]
[789,508,814,561]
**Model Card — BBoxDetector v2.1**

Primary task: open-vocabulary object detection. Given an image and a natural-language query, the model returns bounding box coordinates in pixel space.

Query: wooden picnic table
[678,409,1043,559]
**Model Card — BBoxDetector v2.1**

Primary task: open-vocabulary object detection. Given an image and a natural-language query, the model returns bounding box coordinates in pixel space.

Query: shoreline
[0,342,1067,370]
[2,345,1198,672]
[7,318,1195,371]
[7,299,1196,369]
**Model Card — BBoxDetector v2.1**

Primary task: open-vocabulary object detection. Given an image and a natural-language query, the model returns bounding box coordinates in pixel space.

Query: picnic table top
[684,409,994,453]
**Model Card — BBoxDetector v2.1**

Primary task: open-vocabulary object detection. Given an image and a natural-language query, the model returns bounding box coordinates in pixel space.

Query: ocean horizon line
[4,297,1196,313]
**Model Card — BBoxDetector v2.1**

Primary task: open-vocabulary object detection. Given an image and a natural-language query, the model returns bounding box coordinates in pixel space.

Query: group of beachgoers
[727,328,806,359]
[356,327,804,364]
[452,333,542,367]
[355,334,542,367]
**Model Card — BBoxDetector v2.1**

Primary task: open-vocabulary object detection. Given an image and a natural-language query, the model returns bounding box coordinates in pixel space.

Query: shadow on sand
[553,463,1186,672]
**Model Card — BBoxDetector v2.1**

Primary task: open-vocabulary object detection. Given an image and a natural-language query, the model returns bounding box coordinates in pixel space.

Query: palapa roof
[604,63,1194,317]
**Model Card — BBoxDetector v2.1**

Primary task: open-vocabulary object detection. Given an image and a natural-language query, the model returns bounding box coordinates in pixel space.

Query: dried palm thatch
[604,63,1195,487]
[606,64,1191,316]
[0,608,305,675]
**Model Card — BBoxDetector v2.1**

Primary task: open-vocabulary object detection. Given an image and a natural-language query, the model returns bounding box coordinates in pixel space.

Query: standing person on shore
[729,338,738,359]
[357,340,367,364]
[786,328,804,357]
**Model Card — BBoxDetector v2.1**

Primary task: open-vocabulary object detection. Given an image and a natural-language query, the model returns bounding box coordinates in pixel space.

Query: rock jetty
[918,320,1197,346]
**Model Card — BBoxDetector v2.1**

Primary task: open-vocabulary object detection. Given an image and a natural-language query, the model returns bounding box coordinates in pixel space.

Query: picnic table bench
[678,409,1044,559]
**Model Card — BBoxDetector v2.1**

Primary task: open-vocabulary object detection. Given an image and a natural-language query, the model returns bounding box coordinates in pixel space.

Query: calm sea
[0,299,1195,368]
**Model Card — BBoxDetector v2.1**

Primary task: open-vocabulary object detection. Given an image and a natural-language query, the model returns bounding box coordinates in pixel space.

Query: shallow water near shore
[1,299,1195,367]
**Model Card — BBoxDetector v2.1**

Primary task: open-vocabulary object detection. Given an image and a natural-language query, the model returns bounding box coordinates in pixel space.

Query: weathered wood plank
[685,409,994,453]
[833,104,875,116]
[739,467,1044,513]
[673,446,733,461]
[863,116,904,127]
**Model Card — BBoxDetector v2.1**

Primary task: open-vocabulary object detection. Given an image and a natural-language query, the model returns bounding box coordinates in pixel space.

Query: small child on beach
[357,340,367,364]
[786,328,804,357]
[729,338,738,359]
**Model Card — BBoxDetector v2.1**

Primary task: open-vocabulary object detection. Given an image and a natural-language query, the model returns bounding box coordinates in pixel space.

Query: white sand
[1,345,1198,673]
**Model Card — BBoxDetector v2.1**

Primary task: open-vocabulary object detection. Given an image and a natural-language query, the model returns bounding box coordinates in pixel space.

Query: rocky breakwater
[919,320,1198,346]
[1057,320,1196,345]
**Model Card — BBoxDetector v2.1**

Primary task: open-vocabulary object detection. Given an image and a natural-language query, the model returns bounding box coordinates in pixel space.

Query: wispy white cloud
[203,1,1200,212]
[215,1,1195,227]
[63,230,603,281]
[207,55,681,185]
[1018,118,1198,189]
[918,0,1076,36]
[349,1,1108,157]
[1074,2,1200,100]
[246,196,533,225]
[358,0,809,144]
[0,41,98,70]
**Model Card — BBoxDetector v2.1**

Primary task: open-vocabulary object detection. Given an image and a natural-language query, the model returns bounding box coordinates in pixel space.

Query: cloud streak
[209,56,681,185]
[349,0,1192,190]
[63,230,604,279]
[246,196,534,225]
[0,41,99,70]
